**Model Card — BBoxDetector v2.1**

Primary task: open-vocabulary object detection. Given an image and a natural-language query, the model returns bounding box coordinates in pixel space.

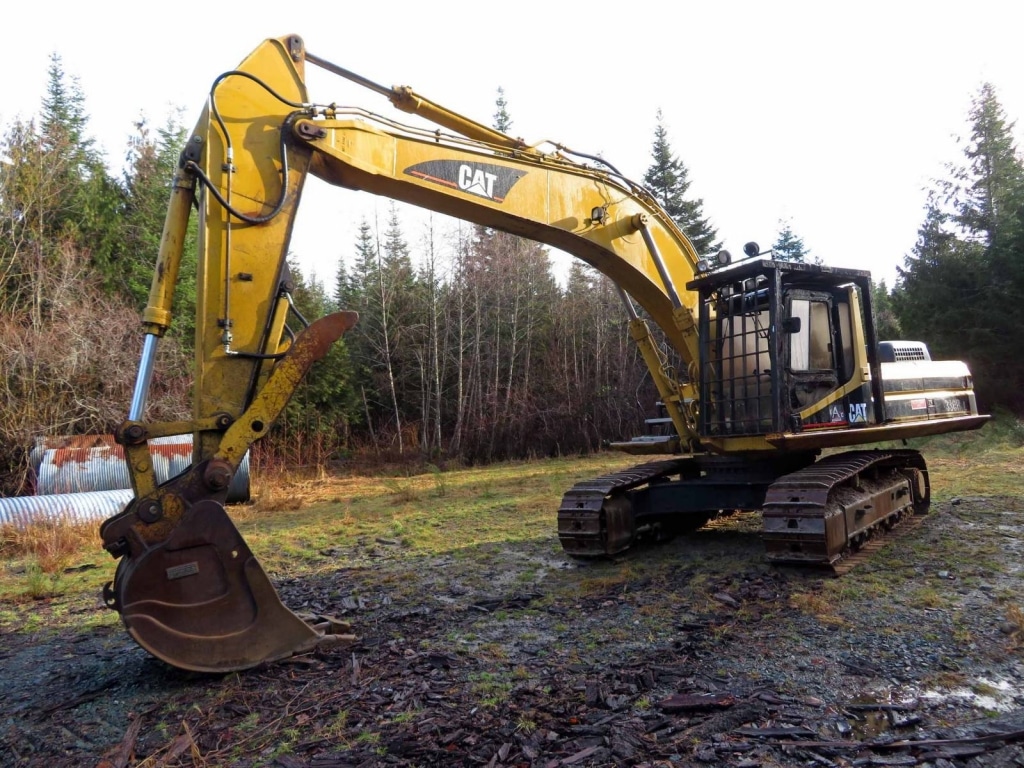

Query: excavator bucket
[110,499,335,672]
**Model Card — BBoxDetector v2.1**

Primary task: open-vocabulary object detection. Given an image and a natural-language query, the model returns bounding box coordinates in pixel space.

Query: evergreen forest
[1,57,1022,494]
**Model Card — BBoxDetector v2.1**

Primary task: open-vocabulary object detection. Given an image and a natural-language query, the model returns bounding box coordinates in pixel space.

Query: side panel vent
[879,341,931,363]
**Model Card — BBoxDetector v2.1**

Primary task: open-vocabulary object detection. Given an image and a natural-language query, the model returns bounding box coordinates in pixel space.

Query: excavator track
[762,449,930,571]
[557,458,692,557]
[558,450,930,573]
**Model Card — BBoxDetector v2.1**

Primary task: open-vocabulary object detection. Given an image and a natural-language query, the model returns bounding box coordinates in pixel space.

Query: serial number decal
[166,562,200,580]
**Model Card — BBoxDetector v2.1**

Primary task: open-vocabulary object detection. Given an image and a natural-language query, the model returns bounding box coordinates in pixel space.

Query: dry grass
[1006,604,1024,649]
[0,519,102,601]
[575,565,640,598]
[788,587,851,627]
[0,519,96,574]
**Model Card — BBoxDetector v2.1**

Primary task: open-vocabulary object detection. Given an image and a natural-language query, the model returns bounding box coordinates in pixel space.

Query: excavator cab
[692,259,879,441]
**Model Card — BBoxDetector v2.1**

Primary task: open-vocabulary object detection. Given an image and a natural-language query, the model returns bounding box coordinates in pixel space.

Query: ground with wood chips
[2,466,1024,767]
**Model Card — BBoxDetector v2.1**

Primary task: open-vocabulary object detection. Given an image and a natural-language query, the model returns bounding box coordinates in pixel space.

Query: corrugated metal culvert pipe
[0,489,134,528]
[1,435,250,527]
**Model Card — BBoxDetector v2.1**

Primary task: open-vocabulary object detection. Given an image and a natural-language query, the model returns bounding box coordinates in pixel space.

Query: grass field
[1,413,1020,626]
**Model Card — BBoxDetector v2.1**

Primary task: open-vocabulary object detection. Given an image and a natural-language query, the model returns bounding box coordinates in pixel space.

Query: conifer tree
[342,206,423,452]
[270,265,356,466]
[340,218,384,437]
[0,55,120,317]
[38,53,122,270]
[772,220,810,263]
[333,259,350,310]
[643,110,720,255]
[894,82,1024,408]
[947,83,1024,251]
[895,201,985,357]
[870,279,901,341]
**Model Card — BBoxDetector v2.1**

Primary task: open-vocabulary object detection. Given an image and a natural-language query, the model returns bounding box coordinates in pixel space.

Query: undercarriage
[557,449,930,572]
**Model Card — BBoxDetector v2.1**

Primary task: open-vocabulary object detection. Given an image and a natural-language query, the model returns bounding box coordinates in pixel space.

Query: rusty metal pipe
[28,435,250,502]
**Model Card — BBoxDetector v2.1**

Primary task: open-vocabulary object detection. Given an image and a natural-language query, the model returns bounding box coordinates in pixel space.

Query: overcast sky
[4,0,1022,288]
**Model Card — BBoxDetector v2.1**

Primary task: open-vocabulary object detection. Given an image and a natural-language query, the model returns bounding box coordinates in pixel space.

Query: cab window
[790,299,832,371]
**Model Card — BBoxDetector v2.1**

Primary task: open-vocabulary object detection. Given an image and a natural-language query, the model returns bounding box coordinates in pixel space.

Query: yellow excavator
[99,35,988,673]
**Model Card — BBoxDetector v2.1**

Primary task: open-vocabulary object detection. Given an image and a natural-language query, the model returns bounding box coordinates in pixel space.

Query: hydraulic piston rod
[128,334,160,421]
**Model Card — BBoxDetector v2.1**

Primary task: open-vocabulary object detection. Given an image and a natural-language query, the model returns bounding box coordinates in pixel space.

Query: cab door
[785,291,843,427]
